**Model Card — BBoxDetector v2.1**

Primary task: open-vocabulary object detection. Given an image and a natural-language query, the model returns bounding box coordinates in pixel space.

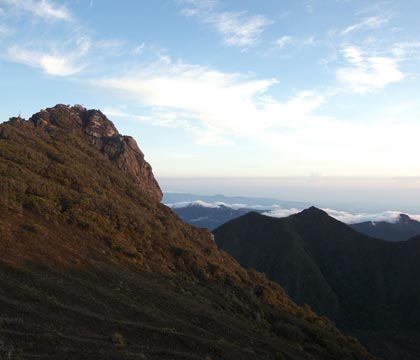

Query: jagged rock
[27,104,162,201]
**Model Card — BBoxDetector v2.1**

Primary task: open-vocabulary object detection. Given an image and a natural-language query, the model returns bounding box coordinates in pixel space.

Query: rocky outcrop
[27,104,162,201]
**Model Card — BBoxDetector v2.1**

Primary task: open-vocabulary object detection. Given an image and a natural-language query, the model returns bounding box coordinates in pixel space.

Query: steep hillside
[350,214,420,241]
[214,208,420,360]
[0,105,374,359]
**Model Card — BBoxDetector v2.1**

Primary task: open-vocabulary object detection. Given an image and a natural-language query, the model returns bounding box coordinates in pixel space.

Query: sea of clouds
[169,200,420,224]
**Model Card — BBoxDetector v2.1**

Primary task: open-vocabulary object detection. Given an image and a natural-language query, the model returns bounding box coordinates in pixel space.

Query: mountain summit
[10,104,162,201]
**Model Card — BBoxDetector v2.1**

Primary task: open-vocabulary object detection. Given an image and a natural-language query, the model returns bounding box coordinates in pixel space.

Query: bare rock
[28,104,162,201]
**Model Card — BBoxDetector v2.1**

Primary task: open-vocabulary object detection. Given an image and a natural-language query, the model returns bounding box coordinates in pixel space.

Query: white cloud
[391,41,420,58]
[96,58,327,145]
[321,209,420,224]
[169,200,277,210]
[276,35,292,48]
[210,12,270,47]
[7,38,90,76]
[265,208,420,224]
[170,200,221,209]
[302,36,316,46]
[214,202,248,209]
[337,46,404,94]
[263,208,301,218]
[169,201,420,224]
[94,49,420,175]
[0,0,72,21]
[132,43,146,55]
[341,16,389,35]
[179,0,270,48]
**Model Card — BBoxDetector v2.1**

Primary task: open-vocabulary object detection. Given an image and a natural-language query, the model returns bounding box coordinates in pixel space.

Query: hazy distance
[159,176,420,213]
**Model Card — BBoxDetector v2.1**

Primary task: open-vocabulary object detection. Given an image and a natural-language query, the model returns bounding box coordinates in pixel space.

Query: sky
[1,0,420,205]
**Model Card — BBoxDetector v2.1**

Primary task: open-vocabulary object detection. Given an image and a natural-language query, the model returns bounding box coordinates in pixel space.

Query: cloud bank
[169,200,420,224]
[266,208,420,224]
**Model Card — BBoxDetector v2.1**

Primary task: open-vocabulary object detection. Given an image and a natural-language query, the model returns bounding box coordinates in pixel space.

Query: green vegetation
[0,336,23,360]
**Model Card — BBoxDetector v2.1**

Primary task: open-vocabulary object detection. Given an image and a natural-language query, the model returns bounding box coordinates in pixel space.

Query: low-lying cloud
[266,208,420,224]
[169,200,420,224]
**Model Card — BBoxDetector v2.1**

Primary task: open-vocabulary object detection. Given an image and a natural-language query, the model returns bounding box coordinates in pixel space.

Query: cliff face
[26,104,162,201]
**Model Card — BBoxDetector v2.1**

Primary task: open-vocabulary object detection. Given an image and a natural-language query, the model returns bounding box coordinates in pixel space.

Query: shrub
[271,321,305,342]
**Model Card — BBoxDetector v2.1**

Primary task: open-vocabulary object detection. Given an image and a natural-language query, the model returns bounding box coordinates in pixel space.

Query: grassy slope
[0,114,374,359]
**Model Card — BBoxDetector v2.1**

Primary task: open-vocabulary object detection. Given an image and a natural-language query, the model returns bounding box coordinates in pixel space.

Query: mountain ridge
[0,105,374,359]
[350,213,420,241]
[214,207,420,359]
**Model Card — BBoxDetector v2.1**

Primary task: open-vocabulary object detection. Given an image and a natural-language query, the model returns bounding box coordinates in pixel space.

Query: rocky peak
[27,104,163,202]
[298,206,328,218]
[29,104,119,138]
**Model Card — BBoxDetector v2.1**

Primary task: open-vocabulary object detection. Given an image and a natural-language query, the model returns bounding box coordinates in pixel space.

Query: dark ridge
[172,205,267,230]
[351,213,420,242]
[214,207,420,360]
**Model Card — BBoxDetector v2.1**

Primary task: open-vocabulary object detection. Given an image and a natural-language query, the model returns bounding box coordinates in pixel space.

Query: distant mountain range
[214,208,420,360]
[163,192,309,209]
[171,202,266,230]
[350,213,420,241]
[170,200,420,241]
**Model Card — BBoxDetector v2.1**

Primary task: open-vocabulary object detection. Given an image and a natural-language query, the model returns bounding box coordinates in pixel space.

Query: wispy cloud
[0,0,72,21]
[341,16,389,35]
[336,46,404,94]
[391,41,420,58]
[302,36,317,46]
[179,0,271,48]
[7,38,90,76]
[276,35,292,48]
[0,24,8,36]
[95,56,327,145]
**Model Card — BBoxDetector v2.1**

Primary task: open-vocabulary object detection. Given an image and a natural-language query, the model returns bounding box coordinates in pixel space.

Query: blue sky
[1,0,420,180]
